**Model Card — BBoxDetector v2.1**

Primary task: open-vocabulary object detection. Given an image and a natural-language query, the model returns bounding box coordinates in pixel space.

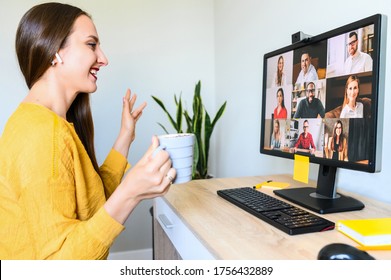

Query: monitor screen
[260,14,387,214]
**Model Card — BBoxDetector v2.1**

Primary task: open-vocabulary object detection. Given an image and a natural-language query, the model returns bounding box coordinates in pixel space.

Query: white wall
[214,0,391,204]
[1,0,391,257]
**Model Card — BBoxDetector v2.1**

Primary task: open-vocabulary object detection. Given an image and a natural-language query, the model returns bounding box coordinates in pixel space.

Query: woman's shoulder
[8,103,71,129]
[2,103,75,148]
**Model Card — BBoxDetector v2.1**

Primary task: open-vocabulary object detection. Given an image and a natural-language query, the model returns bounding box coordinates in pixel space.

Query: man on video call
[295,51,318,87]
[344,31,373,74]
[294,120,316,154]
[294,81,325,118]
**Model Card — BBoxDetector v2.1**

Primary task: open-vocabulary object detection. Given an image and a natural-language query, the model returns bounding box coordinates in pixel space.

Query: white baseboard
[108,248,153,260]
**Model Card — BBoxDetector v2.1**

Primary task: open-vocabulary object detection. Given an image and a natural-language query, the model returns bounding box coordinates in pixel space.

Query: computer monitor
[260,14,387,214]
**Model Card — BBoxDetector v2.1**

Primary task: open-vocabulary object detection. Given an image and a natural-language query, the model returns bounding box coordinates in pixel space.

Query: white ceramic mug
[155,133,195,184]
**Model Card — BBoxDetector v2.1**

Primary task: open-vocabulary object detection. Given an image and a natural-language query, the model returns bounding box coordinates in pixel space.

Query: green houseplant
[152,81,227,179]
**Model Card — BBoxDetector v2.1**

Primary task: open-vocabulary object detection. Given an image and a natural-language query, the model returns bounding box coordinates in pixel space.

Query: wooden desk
[153,174,391,260]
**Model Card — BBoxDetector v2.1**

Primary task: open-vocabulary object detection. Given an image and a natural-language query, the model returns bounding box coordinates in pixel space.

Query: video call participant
[273,88,287,119]
[295,51,318,87]
[294,82,325,118]
[324,120,348,161]
[344,31,373,74]
[271,119,281,149]
[272,55,286,87]
[293,120,316,154]
[340,75,363,118]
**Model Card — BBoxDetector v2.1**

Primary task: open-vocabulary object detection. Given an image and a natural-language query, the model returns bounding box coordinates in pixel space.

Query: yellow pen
[253,180,272,189]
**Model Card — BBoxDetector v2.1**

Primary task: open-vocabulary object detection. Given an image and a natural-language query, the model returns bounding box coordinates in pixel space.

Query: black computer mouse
[318,243,375,260]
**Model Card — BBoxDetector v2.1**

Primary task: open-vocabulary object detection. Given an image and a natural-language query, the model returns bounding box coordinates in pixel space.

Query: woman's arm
[99,149,129,198]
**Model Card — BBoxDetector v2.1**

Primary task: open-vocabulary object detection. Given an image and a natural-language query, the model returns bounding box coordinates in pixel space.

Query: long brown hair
[15,2,100,173]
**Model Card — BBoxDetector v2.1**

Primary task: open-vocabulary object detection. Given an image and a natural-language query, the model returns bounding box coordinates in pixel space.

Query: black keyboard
[217,187,335,235]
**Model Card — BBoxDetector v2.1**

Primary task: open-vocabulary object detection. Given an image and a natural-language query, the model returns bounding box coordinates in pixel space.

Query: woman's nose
[97,48,109,66]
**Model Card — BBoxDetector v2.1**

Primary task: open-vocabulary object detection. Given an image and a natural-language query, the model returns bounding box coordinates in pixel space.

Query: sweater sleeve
[99,149,130,199]
[46,207,124,260]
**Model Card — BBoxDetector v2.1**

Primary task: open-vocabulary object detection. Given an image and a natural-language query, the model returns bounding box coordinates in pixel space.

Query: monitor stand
[274,165,365,214]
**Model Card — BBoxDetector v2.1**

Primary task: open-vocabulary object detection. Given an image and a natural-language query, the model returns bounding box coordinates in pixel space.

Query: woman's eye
[88,42,97,49]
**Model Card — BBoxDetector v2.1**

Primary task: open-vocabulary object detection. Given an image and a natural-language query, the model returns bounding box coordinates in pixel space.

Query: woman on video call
[273,88,288,119]
[0,2,176,259]
[271,119,282,149]
[272,55,286,87]
[340,75,363,118]
[324,120,348,161]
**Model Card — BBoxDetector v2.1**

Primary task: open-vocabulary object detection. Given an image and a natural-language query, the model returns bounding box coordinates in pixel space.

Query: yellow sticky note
[254,181,290,189]
[261,181,290,189]
[293,154,309,183]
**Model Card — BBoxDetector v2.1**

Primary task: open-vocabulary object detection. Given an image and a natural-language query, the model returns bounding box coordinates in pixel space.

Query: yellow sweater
[0,103,127,259]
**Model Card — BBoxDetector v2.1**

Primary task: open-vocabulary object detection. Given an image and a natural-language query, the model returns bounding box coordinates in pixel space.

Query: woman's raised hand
[113,89,147,158]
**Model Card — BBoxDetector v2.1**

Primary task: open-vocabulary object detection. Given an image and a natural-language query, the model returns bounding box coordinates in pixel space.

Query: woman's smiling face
[346,80,359,103]
[57,15,108,94]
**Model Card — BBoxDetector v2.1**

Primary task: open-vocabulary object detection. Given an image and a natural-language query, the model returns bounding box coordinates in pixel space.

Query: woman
[271,119,281,149]
[273,88,287,119]
[340,75,363,118]
[325,120,348,161]
[272,55,286,87]
[0,3,175,259]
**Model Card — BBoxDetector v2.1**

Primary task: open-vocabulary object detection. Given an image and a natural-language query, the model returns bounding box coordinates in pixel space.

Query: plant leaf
[151,95,179,132]
[191,81,205,177]
[176,95,183,133]
[192,137,200,179]
[184,110,192,133]
[202,110,212,178]
[211,101,227,128]
[157,123,169,134]
[202,101,227,177]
